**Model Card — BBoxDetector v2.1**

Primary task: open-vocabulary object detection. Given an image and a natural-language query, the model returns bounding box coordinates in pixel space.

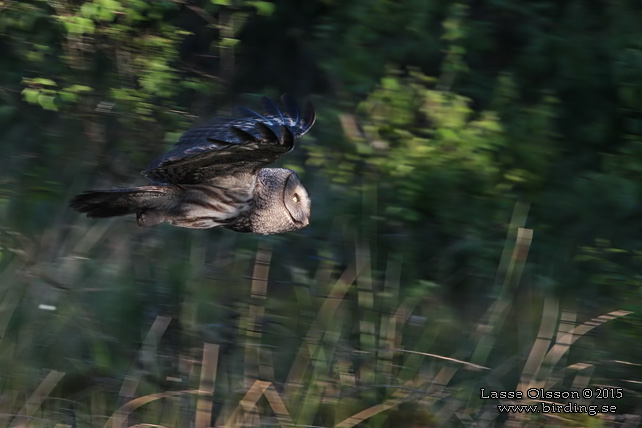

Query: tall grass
[0,202,638,427]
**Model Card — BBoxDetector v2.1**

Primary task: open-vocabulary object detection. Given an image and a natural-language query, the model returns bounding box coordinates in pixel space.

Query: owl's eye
[292,194,299,203]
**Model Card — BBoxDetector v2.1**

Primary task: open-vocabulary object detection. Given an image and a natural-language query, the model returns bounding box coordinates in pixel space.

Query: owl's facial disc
[283,173,310,226]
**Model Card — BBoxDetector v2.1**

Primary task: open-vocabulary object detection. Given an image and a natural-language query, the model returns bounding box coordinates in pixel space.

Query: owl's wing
[143,95,315,184]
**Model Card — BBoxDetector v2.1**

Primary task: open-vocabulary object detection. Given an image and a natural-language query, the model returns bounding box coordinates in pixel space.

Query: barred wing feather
[143,95,315,184]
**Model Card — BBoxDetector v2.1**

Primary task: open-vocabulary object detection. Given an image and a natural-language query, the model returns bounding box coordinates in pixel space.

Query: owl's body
[70,96,314,235]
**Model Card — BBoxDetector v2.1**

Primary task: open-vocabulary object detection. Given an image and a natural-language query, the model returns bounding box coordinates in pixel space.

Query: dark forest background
[0,0,641,426]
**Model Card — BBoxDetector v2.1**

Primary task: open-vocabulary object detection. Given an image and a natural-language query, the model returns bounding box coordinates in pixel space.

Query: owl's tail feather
[70,186,174,226]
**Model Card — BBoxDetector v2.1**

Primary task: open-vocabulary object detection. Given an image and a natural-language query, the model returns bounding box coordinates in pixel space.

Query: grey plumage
[70,95,315,234]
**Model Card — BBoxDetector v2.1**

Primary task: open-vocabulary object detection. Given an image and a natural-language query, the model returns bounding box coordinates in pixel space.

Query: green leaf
[37,94,58,111]
[63,16,95,35]
[220,37,240,47]
[98,0,123,11]
[381,77,400,90]
[67,85,93,92]
[26,51,45,63]
[180,80,208,91]
[80,2,97,18]
[249,1,275,16]
[21,88,40,104]
[32,78,57,87]
[59,91,78,103]
[98,7,116,22]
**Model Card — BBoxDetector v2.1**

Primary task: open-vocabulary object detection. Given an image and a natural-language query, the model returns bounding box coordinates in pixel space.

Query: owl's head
[252,168,311,234]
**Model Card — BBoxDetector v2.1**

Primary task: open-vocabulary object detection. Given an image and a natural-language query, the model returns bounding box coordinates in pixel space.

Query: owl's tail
[70,186,175,226]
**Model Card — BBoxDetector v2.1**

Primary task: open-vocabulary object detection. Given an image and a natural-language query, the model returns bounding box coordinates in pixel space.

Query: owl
[70,95,315,235]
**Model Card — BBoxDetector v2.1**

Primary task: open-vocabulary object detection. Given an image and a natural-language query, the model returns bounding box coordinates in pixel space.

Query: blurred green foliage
[1,0,642,426]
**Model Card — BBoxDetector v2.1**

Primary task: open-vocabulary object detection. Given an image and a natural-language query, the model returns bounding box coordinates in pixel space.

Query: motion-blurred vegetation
[1,0,641,426]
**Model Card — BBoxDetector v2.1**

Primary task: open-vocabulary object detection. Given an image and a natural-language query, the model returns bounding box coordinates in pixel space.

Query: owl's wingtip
[301,98,316,132]
[267,94,315,137]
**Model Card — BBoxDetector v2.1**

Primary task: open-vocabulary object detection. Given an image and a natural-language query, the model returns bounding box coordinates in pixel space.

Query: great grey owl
[70,95,315,235]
